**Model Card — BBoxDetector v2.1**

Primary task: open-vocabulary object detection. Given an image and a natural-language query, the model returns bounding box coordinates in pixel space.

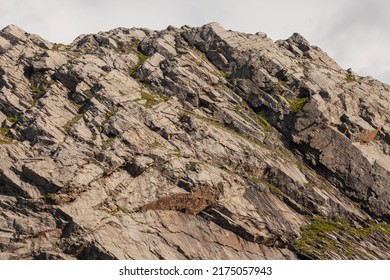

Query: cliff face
[0,22,389,260]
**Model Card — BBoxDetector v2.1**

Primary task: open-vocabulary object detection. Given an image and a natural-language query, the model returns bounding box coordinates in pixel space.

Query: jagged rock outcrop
[0,23,389,260]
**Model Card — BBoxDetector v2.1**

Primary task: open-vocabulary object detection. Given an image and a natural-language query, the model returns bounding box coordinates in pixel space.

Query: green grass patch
[285,97,309,113]
[102,111,116,126]
[7,115,19,124]
[257,111,273,132]
[345,74,355,83]
[135,91,168,108]
[0,127,10,136]
[130,52,149,76]
[151,141,162,148]
[115,42,139,54]
[0,127,13,144]
[187,161,198,171]
[63,114,83,132]
[220,71,229,79]
[179,113,190,121]
[264,182,282,194]
[294,217,390,259]
[51,43,66,51]
[30,81,45,97]
[248,177,282,194]
[187,112,267,149]
[0,138,13,144]
[173,150,183,157]
[40,193,55,200]
[141,92,158,108]
[47,79,57,86]
[194,48,207,60]
[102,137,115,148]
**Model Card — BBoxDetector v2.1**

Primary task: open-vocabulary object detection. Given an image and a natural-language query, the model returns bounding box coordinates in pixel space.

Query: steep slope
[0,22,389,260]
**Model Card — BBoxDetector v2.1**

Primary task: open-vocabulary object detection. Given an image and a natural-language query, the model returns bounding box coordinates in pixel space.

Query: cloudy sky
[1,0,389,83]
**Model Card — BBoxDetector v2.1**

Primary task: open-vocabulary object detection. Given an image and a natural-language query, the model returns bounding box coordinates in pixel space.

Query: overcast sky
[1,0,389,84]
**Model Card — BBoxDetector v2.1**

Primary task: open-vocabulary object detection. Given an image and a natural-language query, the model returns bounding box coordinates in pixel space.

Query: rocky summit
[0,22,389,260]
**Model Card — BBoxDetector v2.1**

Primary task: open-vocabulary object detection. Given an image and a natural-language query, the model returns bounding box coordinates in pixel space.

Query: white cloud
[1,0,389,84]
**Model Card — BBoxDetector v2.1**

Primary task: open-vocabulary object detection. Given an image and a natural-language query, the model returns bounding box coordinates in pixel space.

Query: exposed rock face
[0,22,389,260]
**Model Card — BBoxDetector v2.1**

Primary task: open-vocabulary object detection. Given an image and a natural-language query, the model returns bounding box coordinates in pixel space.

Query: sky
[1,0,389,84]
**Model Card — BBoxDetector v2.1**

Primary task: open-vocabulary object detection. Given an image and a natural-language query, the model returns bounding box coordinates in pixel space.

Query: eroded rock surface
[0,23,389,260]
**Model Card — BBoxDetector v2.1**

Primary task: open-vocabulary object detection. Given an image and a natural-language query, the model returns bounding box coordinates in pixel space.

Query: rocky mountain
[0,22,389,260]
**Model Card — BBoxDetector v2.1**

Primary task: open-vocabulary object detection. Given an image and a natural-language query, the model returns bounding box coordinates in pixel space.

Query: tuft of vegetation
[345,74,355,83]
[63,114,84,132]
[234,104,242,111]
[102,111,116,126]
[102,137,115,148]
[151,141,162,148]
[111,205,128,216]
[173,150,183,157]
[51,43,66,51]
[7,115,19,124]
[140,92,158,108]
[194,48,207,60]
[285,97,309,113]
[115,42,139,54]
[130,52,149,76]
[135,91,168,108]
[30,81,46,97]
[186,111,267,149]
[46,79,57,87]
[248,177,282,194]
[155,91,170,102]
[0,127,10,136]
[0,127,13,144]
[40,193,55,200]
[220,71,229,79]
[186,161,198,172]
[179,113,190,121]
[257,111,273,132]
[264,182,282,194]
[294,217,390,259]
[0,137,13,144]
